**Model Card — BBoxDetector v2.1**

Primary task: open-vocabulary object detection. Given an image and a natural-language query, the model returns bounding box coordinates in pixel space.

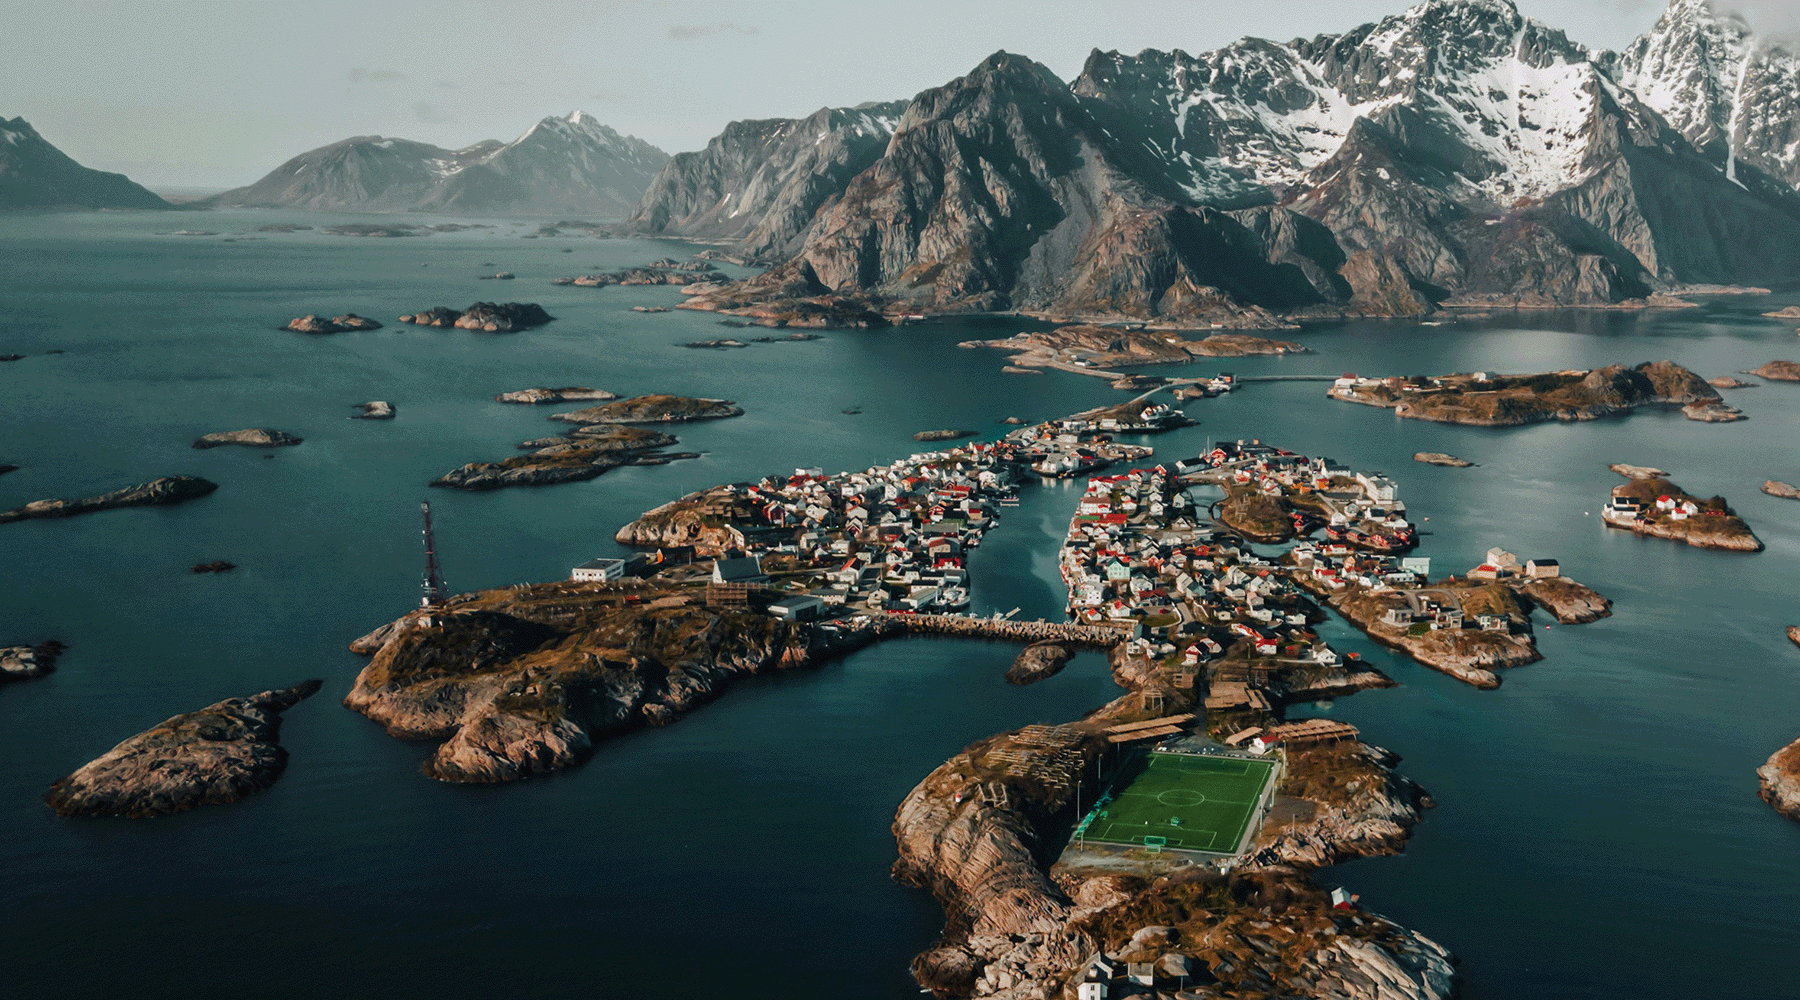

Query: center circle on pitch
[1157,789,1204,807]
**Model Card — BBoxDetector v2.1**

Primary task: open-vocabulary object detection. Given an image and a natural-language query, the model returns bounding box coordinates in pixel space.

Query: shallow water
[2,211,1798,998]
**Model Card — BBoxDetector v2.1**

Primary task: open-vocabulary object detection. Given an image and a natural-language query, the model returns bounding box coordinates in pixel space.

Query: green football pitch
[1080,752,1275,854]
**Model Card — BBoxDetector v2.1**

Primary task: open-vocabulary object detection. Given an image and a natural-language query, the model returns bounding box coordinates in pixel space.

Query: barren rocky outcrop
[352,400,394,420]
[192,428,303,449]
[962,326,1308,371]
[45,680,321,817]
[1414,452,1473,467]
[0,476,217,525]
[2,640,65,682]
[431,426,682,491]
[1006,642,1073,685]
[284,313,382,334]
[1757,737,1800,823]
[550,394,742,425]
[495,386,616,405]
[1749,360,1800,381]
[1763,481,1800,500]
[614,490,751,556]
[398,302,553,332]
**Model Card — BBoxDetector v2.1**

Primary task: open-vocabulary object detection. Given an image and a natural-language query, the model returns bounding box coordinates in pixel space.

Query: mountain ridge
[0,117,170,211]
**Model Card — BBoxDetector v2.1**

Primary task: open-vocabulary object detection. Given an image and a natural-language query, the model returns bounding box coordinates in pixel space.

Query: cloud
[412,102,454,124]
[349,67,406,84]
[668,21,758,41]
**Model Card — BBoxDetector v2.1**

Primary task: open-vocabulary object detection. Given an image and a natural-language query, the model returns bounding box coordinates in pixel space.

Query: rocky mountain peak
[0,115,169,210]
[1608,0,1800,189]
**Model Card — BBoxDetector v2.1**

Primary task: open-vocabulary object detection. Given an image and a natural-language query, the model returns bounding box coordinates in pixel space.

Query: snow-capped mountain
[1605,0,1800,191]
[0,116,169,210]
[209,112,666,217]
[419,111,668,216]
[672,0,1800,322]
[626,101,908,260]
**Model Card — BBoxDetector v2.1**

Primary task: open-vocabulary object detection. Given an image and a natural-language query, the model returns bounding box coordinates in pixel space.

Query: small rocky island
[549,394,743,425]
[1759,737,1800,823]
[1414,452,1473,467]
[1602,466,1762,552]
[398,302,553,332]
[1762,481,1800,500]
[284,313,382,334]
[495,386,616,405]
[352,400,395,420]
[2,640,65,682]
[192,428,302,449]
[554,258,722,287]
[0,476,217,525]
[45,680,321,818]
[1762,306,1800,319]
[1329,362,1725,425]
[431,425,685,490]
[1748,360,1800,381]
[963,324,1307,373]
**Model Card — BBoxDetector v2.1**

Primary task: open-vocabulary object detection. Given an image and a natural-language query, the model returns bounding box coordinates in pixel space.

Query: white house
[570,557,626,582]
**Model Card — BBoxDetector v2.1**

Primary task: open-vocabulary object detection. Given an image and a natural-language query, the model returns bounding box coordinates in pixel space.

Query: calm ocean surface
[2,211,1797,998]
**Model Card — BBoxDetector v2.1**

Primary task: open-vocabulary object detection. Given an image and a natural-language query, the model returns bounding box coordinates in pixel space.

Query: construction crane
[420,501,448,608]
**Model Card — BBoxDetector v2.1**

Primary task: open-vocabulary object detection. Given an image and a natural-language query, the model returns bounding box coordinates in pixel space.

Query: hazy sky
[6,0,1797,190]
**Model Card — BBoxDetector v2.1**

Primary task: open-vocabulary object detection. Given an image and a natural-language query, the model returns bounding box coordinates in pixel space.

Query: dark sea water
[2,211,1798,998]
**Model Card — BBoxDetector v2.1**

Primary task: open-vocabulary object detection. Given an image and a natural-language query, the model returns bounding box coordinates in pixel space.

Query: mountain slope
[208,112,665,217]
[624,101,906,260]
[683,0,1800,325]
[0,117,169,210]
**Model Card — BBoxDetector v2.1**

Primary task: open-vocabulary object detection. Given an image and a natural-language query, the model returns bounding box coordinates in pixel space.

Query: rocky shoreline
[0,476,217,524]
[961,325,1308,373]
[45,680,321,818]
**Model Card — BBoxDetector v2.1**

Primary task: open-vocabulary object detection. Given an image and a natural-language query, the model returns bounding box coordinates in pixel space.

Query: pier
[868,612,1128,647]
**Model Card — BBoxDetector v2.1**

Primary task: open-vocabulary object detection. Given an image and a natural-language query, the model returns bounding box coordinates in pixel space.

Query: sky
[4,0,1798,190]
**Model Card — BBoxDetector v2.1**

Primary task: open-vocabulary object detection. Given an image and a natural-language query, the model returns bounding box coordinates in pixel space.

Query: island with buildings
[1599,467,1763,552]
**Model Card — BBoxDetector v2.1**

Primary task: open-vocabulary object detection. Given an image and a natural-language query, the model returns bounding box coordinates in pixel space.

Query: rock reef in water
[398,302,553,332]
[1762,306,1800,319]
[343,588,818,782]
[1759,737,1800,823]
[0,476,217,525]
[284,313,382,334]
[351,401,395,420]
[1682,400,1745,422]
[1006,641,1073,685]
[192,428,303,449]
[2,640,65,682]
[1331,362,1723,426]
[1749,360,1800,381]
[430,426,681,490]
[495,386,616,405]
[1762,481,1800,500]
[914,429,976,442]
[549,394,743,425]
[190,561,235,574]
[1413,452,1473,467]
[1709,376,1755,388]
[45,679,322,818]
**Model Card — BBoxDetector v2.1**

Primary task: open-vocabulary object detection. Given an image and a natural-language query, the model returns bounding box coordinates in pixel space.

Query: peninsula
[45,680,321,818]
[1327,362,1723,425]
